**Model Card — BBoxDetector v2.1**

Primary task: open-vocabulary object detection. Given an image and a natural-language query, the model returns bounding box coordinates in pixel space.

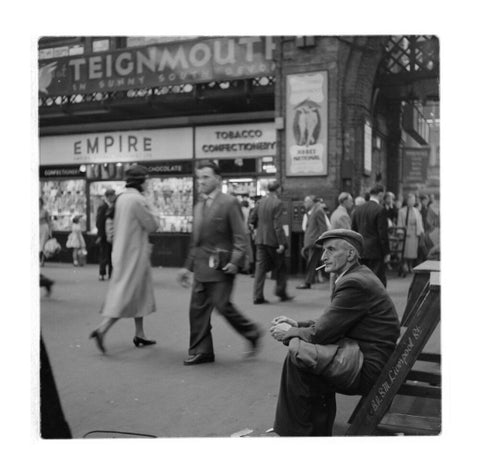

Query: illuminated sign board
[39,37,275,96]
[40,128,193,165]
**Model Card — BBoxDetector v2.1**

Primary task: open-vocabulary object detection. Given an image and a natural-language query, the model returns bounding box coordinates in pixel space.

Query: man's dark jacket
[284,263,400,391]
[351,200,390,260]
[96,202,109,243]
[184,192,247,282]
[249,192,287,248]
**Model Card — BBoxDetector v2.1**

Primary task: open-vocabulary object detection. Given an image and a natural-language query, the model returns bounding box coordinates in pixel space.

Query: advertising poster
[286,71,328,176]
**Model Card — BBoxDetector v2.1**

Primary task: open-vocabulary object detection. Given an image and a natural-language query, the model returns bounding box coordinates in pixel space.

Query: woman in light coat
[397,193,424,274]
[90,165,158,354]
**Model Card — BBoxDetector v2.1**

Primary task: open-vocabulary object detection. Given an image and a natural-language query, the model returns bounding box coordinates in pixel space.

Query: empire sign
[39,37,276,96]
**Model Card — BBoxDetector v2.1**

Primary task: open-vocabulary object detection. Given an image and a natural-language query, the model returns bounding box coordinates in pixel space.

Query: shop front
[39,128,193,266]
[40,122,278,267]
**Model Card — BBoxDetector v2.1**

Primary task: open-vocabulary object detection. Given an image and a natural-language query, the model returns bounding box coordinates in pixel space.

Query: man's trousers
[188,277,260,355]
[273,352,337,436]
[303,246,323,285]
[98,241,113,278]
[253,244,288,301]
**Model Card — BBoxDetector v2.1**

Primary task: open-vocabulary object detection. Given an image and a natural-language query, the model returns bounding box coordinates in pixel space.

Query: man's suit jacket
[95,202,109,242]
[303,202,328,250]
[330,205,351,230]
[351,200,390,259]
[284,263,400,390]
[249,192,287,248]
[184,192,247,282]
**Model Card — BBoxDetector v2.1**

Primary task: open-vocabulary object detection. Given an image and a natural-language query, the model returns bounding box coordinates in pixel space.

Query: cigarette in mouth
[316,264,326,271]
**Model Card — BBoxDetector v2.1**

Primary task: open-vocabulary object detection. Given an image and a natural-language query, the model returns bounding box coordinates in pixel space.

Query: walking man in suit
[351,184,390,286]
[95,188,116,281]
[177,160,263,365]
[297,196,329,289]
[249,181,293,304]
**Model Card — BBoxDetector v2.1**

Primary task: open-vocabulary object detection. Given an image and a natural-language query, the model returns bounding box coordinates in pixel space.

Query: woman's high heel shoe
[133,336,156,347]
[90,330,106,354]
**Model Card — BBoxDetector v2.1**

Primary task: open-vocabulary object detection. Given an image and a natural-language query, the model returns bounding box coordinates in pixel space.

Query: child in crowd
[66,215,86,266]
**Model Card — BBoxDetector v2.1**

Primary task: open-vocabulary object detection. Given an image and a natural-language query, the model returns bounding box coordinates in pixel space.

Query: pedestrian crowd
[39,163,440,437]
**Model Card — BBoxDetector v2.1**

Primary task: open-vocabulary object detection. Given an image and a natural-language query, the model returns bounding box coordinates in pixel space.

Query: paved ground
[39,262,436,438]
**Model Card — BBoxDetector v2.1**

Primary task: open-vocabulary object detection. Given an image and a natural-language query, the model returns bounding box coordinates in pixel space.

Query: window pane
[144,177,193,233]
[40,180,87,231]
[93,39,110,52]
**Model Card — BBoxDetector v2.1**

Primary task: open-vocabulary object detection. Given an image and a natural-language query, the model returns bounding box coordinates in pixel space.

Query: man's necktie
[203,196,210,213]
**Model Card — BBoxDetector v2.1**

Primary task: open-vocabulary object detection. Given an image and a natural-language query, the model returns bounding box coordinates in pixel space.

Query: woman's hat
[125,164,149,180]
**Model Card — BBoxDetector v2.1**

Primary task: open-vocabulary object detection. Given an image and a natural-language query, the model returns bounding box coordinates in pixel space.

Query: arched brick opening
[339,36,389,198]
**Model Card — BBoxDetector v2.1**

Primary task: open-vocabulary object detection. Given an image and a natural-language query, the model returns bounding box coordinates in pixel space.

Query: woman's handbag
[43,238,61,259]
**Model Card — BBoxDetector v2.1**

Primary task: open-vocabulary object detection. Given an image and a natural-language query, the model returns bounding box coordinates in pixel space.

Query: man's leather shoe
[183,353,215,366]
[246,329,265,357]
[253,298,269,305]
[296,283,311,289]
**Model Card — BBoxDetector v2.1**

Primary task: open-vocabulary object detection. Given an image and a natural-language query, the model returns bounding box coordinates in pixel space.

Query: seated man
[270,229,400,436]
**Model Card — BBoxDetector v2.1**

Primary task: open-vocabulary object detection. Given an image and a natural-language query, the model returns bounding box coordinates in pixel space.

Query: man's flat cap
[316,229,364,255]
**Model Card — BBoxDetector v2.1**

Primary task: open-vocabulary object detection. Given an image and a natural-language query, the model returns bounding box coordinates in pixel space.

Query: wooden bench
[346,267,441,436]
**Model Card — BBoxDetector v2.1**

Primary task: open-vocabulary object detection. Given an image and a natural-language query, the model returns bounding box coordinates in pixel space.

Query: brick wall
[276,36,389,211]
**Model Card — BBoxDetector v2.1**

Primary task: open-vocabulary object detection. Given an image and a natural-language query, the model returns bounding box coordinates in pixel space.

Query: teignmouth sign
[39,37,276,96]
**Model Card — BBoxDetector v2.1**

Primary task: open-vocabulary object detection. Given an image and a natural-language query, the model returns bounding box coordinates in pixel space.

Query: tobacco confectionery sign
[39,37,276,96]
[285,71,328,176]
[195,122,276,159]
[40,128,193,165]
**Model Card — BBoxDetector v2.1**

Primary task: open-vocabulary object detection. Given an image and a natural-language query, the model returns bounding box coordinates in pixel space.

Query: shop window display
[143,177,193,233]
[256,178,271,196]
[223,178,257,197]
[89,181,126,233]
[40,180,87,231]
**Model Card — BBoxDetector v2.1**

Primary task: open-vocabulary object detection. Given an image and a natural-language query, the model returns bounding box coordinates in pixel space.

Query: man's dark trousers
[253,244,288,301]
[274,353,337,436]
[98,241,113,278]
[188,276,259,355]
[304,246,322,285]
